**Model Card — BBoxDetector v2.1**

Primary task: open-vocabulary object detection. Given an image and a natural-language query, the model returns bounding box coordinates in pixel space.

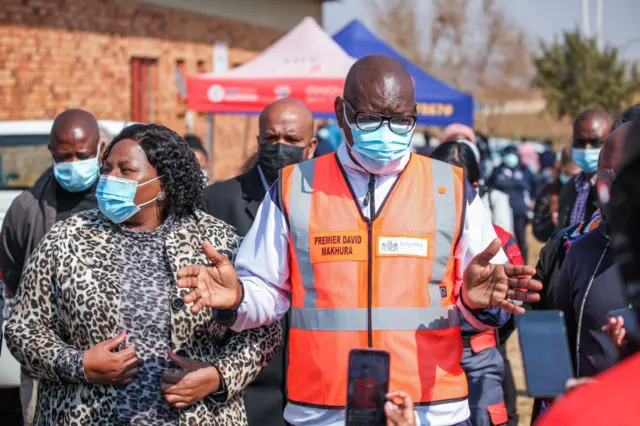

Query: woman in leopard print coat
[5,124,281,425]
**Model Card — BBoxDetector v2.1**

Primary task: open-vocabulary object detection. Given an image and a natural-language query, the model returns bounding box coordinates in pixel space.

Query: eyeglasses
[573,138,604,149]
[343,99,417,135]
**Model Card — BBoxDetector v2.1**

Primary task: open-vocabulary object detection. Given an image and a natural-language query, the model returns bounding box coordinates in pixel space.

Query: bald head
[618,118,640,174]
[335,55,416,152]
[257,98,317,178]
[342,55,415,114]
[573,109,613,149]
[259,98,314,136]
[598,122,633,218]
[50,109,101,164]
[599,122,632,173]
[613,104,640,132]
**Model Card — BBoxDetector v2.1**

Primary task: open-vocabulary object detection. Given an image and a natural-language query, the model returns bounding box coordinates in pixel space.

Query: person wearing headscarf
[441,123,476,145]
[518,138,541,176]
[441,123,481,165]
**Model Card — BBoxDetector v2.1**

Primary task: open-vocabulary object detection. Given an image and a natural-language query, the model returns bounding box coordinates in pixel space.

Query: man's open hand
[176,240,241,313]
[462,239,542,314]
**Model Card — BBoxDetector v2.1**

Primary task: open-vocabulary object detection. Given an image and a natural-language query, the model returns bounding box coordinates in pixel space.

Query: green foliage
[534,29,640,120]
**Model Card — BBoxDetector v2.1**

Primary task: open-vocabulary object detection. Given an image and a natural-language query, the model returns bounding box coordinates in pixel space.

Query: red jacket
[494,225,524,266]
[537,353,640,425]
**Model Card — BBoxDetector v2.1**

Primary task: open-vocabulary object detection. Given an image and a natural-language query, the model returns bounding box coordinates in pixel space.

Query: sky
[323,0,640,60]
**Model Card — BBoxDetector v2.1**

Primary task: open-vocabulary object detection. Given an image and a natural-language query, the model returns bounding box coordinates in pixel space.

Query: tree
[534,30,640,120]
[371,0,533,92]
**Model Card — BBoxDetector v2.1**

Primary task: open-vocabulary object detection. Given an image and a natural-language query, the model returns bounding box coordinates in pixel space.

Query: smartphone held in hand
[608,307,638,334]
[345,349,390,426]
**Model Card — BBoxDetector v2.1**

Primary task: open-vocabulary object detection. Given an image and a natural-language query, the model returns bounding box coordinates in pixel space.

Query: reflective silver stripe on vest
[372,306,461,330]
[287,159,318,308]
[291,306,460,331]
[429,160,457,307]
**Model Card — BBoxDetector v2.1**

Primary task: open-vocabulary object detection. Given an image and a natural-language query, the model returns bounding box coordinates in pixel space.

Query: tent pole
[207,113,215,180]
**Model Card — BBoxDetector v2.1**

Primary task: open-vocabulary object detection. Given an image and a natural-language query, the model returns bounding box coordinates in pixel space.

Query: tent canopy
[187,17,355,117]
[333,20,474,127]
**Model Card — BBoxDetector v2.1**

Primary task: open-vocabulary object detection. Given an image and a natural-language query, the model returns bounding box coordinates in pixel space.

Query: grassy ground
[506,226,545,426]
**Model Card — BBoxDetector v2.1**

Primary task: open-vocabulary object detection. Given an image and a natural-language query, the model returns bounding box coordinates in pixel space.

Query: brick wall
[0,0,284,179]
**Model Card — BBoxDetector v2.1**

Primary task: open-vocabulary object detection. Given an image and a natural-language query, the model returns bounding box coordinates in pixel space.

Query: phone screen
[518,311,574,398]
[345,349,390,426]
[608,308,638,334]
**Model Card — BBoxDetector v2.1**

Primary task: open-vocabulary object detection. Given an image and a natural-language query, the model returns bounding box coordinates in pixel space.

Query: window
[131,58,158,123]
[176,59,187,102]
[0,134,50,189]
[197,60,206,74]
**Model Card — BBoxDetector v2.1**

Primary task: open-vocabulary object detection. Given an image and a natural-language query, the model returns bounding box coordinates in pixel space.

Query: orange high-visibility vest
[279,152,468,408]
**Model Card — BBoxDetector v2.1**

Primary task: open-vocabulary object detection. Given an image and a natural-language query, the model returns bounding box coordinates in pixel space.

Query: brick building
[0,0,326,178]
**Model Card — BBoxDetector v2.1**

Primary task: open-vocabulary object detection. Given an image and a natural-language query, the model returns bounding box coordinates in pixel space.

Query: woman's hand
[602,316,627,348]
[564,377,596,392]
[83,331,139,386]
[160,350,221,409]
[385,391,415,426]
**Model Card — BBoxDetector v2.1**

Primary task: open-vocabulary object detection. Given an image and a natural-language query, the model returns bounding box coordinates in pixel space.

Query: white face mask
[201,169,209,182]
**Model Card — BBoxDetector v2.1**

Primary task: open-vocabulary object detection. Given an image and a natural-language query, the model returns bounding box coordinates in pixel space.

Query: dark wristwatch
[213,280,244,326]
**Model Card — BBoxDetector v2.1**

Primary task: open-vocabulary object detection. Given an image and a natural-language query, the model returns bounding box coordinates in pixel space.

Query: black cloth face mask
[257,143,305,183]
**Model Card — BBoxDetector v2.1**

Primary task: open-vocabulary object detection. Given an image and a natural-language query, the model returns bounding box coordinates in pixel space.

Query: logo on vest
[378,237,429,257]
[381,240,399,252]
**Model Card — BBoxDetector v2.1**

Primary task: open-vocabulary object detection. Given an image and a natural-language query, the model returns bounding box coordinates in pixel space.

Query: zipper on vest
[366,173,375,348]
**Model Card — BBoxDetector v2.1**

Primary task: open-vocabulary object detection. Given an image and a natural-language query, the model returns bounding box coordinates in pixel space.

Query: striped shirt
[569,173,593,226]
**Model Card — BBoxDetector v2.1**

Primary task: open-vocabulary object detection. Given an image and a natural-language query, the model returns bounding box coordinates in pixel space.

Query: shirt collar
[575,171,598,187]
[336,142,411,176]
[256,164,270,192]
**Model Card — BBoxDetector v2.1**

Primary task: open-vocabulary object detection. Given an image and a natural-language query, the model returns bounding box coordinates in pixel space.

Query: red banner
[187,77,346,114]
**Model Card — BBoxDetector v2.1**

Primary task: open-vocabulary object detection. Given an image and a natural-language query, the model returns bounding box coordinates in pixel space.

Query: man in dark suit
[203,97,317,426]
[556,109,612,232]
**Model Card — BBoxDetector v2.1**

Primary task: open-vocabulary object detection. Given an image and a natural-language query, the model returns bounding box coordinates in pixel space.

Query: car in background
[0,119,132,389]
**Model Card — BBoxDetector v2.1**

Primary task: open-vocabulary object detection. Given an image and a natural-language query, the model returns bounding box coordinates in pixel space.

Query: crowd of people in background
[1,53,640,426]
[315,99,640,426]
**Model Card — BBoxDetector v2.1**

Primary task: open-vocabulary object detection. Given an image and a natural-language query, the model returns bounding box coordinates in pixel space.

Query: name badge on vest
[377,237,429,258]
[310,230,368,263]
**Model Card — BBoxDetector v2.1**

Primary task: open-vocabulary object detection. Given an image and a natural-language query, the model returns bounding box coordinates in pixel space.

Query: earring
[158,191,166,201]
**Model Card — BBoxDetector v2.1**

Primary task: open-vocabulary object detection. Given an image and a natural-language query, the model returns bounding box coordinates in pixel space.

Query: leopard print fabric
[5,210,282,426]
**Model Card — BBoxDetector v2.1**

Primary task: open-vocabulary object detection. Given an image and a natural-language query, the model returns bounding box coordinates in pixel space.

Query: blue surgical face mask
[53,144,101,192]
[572,148,600,174]
[502,153,519,169]
[344,109,413,174]
[96,175,163,224]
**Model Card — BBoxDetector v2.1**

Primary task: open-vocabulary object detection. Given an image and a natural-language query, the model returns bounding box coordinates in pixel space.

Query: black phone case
[345,349,390,426]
